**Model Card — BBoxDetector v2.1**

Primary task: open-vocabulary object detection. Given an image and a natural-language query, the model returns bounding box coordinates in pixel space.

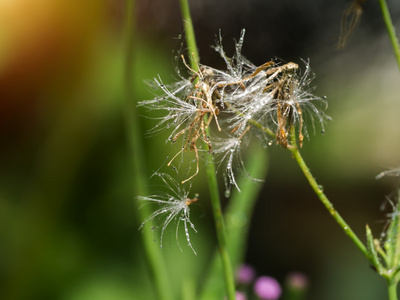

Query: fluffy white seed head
[139,29,330,193]
[138,173,198,254]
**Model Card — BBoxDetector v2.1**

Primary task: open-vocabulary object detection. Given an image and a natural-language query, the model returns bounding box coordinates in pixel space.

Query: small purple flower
[254,276,281,300]
[286,272,309,290]
[236,264,256,284]
[235,291,247,300]
[224,291,247,300]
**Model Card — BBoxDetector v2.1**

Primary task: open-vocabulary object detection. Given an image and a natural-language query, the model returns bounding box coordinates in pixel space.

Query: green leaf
[384,193,400,270]
[366,225,383,273]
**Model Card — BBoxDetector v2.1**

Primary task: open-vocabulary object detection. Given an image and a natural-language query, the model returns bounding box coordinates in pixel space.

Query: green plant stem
[287,128,369,260]
[378,0,400,71]
[388,192,400,270]
[179,0,200,65]
[387,277,398,300]
[243,113,370,261]
[123,1,173,300]
[179,1,236,299]
[205,156,236,300]
[200,146,269,300]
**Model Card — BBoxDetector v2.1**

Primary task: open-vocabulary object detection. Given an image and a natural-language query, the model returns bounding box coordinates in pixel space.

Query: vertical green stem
[179,0,200,65]
[387,277,398,300]
[123,1,173,300]
[205,156,236,300]
[378,0,400,71]
[288,129,369,261]
[200,146,269,300]
[178,1,236,299]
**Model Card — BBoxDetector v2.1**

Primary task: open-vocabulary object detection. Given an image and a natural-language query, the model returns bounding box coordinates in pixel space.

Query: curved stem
[378,0,400,72]
[123,1,173,299]
[235,110,370,261]
[287,127,369,260]
[179,1,236,299]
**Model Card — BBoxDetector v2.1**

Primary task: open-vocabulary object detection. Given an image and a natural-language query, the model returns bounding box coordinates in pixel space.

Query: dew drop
[268,141,273,146]
[224,190,231,198]
[318,185,324,192]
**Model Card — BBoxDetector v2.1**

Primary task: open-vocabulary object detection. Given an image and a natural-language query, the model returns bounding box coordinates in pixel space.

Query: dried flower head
[140,29,329,189]
[210,31,329,148]
[139,56,222,183]
[268,59,330,147]
[138,172,198,254]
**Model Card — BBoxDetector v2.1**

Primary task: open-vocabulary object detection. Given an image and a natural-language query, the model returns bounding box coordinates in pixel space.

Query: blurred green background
[1,0,400,299]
